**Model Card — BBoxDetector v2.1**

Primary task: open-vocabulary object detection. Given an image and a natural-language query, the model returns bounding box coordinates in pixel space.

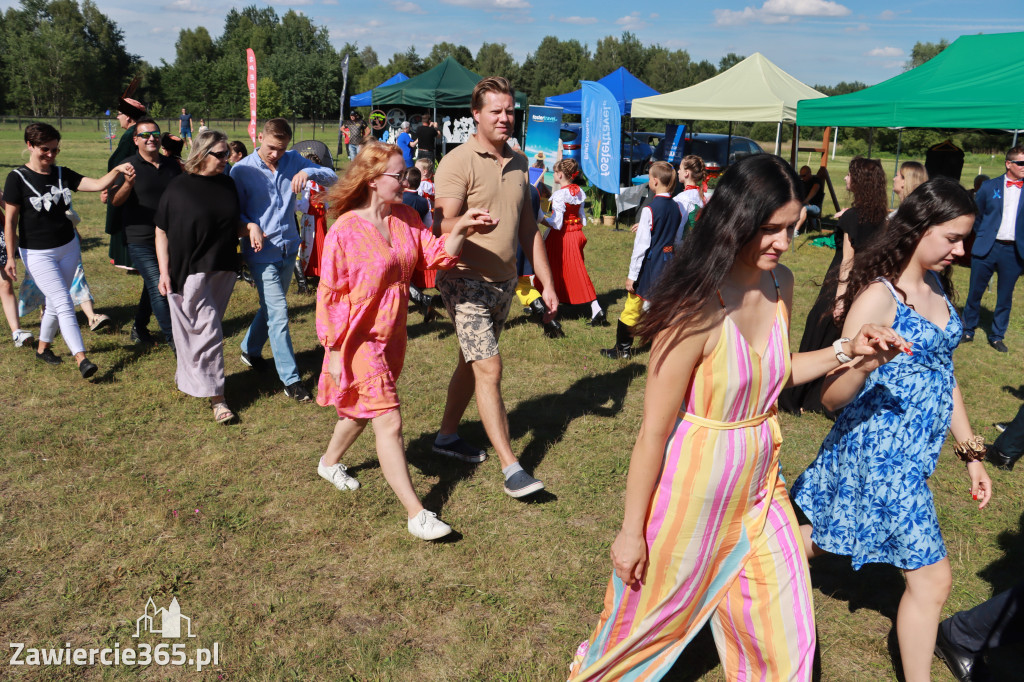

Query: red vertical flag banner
[246,49,258,145]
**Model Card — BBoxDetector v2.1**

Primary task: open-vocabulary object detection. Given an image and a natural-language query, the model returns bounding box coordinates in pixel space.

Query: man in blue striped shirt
[230,118,337,401]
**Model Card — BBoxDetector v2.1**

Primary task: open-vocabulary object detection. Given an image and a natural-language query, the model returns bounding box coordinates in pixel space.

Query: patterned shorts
[436,273,516,362]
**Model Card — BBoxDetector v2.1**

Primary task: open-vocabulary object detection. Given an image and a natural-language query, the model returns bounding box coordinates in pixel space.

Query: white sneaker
[407,509,452,541]
[13,330,33,348]
[317,461,360,491]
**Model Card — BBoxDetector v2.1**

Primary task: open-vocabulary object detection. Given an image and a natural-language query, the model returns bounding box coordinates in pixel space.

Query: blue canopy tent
[544,67,659,115]
[349,73,409,107]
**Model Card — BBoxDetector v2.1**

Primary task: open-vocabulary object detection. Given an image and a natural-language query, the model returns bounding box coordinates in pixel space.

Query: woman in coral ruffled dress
[313,143,491,541]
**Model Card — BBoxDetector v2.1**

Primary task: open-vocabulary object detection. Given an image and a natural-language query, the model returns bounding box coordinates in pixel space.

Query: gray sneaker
[432,437,487,463]
[503,470,544,498]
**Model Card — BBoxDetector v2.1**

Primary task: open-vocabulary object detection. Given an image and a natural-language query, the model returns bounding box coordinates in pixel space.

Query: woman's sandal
[89,314,112,332]
[212,402,237,425]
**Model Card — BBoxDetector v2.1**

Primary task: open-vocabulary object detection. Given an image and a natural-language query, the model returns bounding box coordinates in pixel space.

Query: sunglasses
[135,131,161,140]
[1009,160,1024,167]
[35,145,60,155]
[380,172,403,180]
[208,149,231,160]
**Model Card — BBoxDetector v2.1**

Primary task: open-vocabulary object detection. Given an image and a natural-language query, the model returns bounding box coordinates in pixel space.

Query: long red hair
[325,143,403,220]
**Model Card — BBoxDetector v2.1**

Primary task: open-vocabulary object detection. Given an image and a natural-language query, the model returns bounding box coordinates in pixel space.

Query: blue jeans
[127,243,172,346]
[962,242,1024,342]
[242,254,299,386]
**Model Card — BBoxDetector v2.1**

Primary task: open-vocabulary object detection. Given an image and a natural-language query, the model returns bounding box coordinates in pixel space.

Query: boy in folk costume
[296,151,328,287]
[601,161,686,359]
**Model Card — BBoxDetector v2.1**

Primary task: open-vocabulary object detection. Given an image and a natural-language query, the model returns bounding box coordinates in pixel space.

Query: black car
[652,132,764,178]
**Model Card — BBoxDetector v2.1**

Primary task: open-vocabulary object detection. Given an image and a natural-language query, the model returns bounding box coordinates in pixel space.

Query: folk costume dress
[673,184,706,240]
[545,183,597,304]
[791,275,960,570]
[315,203,458,419]
[412,179,439,290]
[570,272,815,681]
[297,180,327,278]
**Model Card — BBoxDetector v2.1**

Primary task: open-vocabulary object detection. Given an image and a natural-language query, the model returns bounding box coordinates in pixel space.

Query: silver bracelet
[833,337,853,364]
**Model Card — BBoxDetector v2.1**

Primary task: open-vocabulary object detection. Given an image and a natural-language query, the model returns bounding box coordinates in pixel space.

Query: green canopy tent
[798,31,1024,192]
[372,56,527,109]
[797,32,1024,130]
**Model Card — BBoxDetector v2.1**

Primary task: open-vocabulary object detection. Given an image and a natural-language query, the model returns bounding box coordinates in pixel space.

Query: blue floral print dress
[791,275,960,570]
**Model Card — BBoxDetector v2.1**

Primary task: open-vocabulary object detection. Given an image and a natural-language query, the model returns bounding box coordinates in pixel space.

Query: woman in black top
[780,157,889,415]
[411,113,439,161]
[155,130,244,424]
[3,122,135,378]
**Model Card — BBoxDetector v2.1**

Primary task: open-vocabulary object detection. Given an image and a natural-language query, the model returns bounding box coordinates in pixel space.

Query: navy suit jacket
[972,173,1024,259]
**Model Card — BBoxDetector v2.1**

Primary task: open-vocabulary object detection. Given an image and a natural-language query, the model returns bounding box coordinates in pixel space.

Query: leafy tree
[474,42,518,84]
[520,36,589,102]
[424,42,473,70]
[256,76,290,118]
[387,46,424,78]
[588,32,647,81]
[905,39,948,71]
[813,80,867,97]
[359,45,379,70]
[175,26,218,63]
[718,52,745,71]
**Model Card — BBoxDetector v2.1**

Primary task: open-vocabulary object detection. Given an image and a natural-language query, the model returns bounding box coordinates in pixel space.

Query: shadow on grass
[220,299,316,341]
[973,508,1024,680]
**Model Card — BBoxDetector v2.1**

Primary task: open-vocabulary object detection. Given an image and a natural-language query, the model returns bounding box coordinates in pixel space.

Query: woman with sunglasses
[313,143,488,540]
[3,122,134,378]
[155,130,245,423]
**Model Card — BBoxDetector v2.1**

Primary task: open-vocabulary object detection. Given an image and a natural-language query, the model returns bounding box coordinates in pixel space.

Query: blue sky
[8,0,1024,88]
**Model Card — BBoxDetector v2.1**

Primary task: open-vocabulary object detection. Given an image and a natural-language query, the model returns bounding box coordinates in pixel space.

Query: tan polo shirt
[434,134,530,282]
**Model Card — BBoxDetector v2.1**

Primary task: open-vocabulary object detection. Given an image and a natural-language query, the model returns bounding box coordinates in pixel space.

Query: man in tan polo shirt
[431,76,559,498]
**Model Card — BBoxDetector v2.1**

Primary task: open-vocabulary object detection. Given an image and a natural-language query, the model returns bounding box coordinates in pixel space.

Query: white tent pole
[832,126,839,160]
[1014,129,1019,146]
[891,129,903,209]
[774,121,782,155]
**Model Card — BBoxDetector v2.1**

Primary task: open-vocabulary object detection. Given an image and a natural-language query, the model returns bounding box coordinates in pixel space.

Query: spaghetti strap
[716,290,725,308]
[875,277,902,304]
[770,269,780,294]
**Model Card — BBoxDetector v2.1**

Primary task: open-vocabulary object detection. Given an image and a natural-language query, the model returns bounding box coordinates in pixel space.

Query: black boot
[529,298,564,338]
[426,294,445,323]
[600,321,634,359]
[294,262,309,294]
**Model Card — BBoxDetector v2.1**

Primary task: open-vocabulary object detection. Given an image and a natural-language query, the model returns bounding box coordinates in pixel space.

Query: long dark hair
[636,154,802,343]
[833,177,976,325]
[848,156,888,227]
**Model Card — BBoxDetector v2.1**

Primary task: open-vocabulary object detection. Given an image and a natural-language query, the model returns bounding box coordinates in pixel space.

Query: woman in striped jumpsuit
[569,155,910,681]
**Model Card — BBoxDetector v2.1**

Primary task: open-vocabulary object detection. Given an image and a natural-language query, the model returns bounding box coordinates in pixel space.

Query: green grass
[1,124,1023,680]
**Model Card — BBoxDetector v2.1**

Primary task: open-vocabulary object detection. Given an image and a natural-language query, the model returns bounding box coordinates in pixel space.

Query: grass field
[1,123,1022,681]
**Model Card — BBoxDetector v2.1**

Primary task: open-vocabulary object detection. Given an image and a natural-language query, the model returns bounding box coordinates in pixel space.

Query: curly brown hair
[848,157,888,226]
[832,177,975,325]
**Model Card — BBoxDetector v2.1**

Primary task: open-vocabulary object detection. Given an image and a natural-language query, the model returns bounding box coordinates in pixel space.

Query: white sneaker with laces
[13,330,33,348]
[318,461,360,491]
[407,509,452,541]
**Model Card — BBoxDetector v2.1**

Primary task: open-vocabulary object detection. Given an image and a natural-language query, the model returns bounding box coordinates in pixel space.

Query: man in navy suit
[961,146,1024,353]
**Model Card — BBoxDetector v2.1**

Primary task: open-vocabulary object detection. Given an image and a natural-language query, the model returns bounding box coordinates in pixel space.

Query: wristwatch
[833,337,853,364]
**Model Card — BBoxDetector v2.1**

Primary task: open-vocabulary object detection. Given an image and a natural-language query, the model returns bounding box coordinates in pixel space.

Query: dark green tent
[797,31,1024,129]
[371,56,528,109]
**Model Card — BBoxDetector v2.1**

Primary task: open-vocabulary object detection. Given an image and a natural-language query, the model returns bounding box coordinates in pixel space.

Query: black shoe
[934,623,979,682]
[240,352,269,372]
[590,309,609,327]
[986,444,1021,471]
[35,348,62,365]
[283,381,312,402]
[988,339,1008,353]
[78,357,98,379]
[529,298,565,338]
[961,330,974,343]
[601,320,634,359]
[130,324,155,345]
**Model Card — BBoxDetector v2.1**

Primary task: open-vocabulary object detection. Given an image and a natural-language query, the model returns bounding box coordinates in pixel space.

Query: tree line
[0,1,1009,155]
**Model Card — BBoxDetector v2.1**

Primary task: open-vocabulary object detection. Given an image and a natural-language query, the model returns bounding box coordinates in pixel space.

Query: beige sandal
[212,402,237,424]
[89,314,111,332]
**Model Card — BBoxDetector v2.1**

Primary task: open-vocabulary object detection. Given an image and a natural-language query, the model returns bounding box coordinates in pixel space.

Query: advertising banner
[660,123,687,166]
[581,81,621,195]
[246,49,257,146]
[523,105,562,188]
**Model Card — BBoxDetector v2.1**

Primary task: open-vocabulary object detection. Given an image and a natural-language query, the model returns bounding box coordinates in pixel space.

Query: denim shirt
[230,149,337,264]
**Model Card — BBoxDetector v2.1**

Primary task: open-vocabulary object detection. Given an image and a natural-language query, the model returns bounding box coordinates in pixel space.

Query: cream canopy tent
[631,53,825,155]
[632,53,824,122]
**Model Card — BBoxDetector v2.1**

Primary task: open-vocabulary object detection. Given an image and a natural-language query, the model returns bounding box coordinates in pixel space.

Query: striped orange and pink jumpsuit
[570,278,815,681]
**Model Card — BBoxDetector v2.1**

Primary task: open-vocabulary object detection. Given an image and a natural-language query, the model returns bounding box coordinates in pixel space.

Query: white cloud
[715,0,850,25]
[392,0,426,12]
[844,23,869,33]
[551,14,597,25]
[441,0,531,8]
[616,11,648,30]
[866,46,902,58]
[879,9,897,19]
[162,0,210,12]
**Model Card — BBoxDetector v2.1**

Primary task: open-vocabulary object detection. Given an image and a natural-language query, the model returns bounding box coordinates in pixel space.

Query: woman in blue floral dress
[791,178,993,682]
